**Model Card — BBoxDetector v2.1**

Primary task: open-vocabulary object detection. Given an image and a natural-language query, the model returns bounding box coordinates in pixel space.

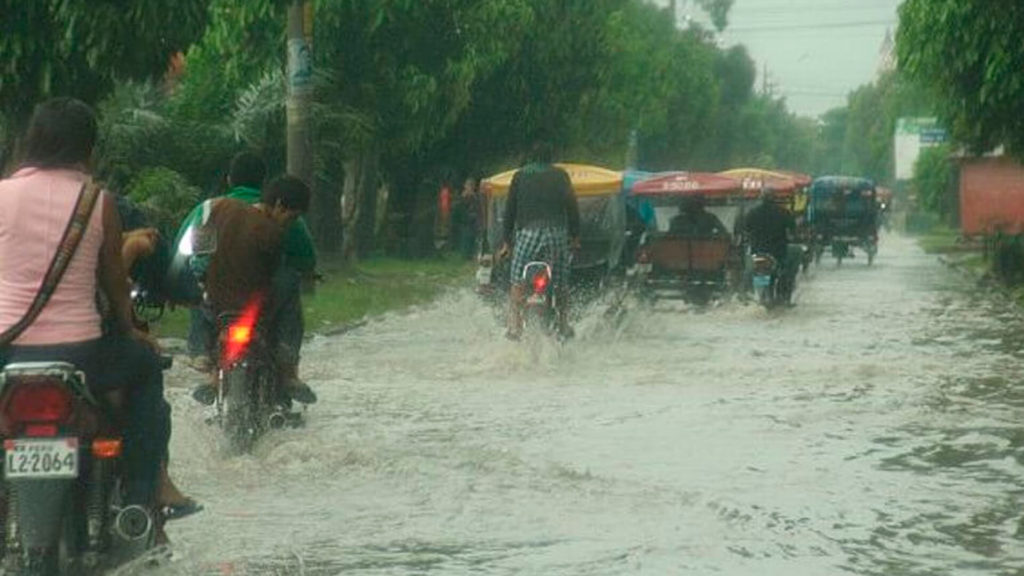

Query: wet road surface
[155,234,1024,575]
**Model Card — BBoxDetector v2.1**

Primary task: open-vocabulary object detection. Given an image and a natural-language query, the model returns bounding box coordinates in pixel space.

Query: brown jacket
[205,198,285,312]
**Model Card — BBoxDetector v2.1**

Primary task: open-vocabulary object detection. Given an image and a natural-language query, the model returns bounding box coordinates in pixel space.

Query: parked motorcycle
[0,362,156,575]
[215,301,301,454]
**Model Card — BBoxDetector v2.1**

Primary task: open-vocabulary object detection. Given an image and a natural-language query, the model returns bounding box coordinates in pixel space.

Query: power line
[727,19,895,33]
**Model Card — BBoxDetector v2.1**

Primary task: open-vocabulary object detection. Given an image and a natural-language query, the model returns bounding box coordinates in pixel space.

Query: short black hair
[262,175,311,213]
[228,151,267,189]
[21,98,97,169]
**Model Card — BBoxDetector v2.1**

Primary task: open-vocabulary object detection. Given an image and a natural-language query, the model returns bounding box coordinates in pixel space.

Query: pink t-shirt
[0,167,105,345]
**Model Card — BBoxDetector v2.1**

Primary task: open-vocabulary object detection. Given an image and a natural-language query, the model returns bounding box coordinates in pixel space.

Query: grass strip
[153,256,475,340]
[915,226,963,254]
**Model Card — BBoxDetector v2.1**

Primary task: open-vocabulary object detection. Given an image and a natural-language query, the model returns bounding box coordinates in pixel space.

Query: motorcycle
[0,362,156,575]
[518,260,564,338]
[215,300,301,454]
[750,252,794,309]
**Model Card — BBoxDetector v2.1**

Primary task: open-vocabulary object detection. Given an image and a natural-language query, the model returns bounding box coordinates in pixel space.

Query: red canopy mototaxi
[630,172,743,199]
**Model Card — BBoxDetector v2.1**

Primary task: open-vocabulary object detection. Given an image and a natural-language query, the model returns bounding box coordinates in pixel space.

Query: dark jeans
[188,267,304,366]
[187,305,214,359]
[1,335,169,507]
[268,267,304,367]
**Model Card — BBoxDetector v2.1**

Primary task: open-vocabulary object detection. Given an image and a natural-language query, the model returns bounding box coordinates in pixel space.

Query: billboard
[894,117,947,181]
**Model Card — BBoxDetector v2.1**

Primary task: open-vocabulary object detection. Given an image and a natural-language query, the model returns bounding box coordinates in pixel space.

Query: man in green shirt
[175,152,318,403]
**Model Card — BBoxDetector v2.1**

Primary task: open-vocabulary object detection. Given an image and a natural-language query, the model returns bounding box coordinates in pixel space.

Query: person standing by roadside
[499,142,581,340]
[453,176,481,260]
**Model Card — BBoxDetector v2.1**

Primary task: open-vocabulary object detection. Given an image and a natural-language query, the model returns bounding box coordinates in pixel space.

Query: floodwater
[154,234,1024,576]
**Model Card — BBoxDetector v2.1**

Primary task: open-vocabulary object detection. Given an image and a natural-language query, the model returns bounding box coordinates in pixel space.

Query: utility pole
[286,0,313,188]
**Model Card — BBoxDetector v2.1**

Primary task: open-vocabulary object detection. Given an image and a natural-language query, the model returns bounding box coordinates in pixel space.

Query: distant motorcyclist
[499,141,581,340]
[740,188,797,298]
[174,152,317,373]
[669,195,729,238]
[189,175,317,405]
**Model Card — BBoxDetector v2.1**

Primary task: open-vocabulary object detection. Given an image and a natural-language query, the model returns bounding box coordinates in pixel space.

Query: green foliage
[314,0,532,163]
[232,70,288,177]
[912,143,954,218]
[172,0,286,123]
[24,0,811,259]
[988,232,1024,285]
[812,71,937,182]
[898,0,1024,155]
[125,167,201,234]
[0,0,207,130]
[95,82,239,196]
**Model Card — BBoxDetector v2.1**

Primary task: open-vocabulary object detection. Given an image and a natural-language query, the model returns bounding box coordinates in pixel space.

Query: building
[957,150,1024,236]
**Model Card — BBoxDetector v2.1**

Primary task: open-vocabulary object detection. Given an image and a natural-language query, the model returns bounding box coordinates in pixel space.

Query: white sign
[894,117,947,181]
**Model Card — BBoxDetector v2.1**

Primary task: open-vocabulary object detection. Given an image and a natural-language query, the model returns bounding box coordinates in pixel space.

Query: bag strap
[0,180,102,348]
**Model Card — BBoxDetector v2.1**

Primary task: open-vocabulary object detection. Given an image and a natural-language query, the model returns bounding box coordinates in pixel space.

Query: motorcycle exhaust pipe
[266,411,287,430]
[112,505,153,557]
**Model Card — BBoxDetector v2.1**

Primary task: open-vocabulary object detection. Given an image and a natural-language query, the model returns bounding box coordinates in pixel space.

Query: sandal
[161,498,204,522]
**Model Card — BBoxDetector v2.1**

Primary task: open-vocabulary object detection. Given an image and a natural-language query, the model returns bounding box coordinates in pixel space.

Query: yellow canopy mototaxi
[480,163,626,290]
[482,163,625,268]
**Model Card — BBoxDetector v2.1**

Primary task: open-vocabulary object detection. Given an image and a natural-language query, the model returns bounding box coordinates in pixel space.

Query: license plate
[4,438,78,479]
[753,275,771,288]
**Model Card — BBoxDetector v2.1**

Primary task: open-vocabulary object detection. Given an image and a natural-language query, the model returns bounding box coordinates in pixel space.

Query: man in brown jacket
[193,175,317,405]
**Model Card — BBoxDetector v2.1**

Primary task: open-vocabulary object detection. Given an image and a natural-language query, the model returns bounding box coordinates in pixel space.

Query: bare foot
[157,469,190,507]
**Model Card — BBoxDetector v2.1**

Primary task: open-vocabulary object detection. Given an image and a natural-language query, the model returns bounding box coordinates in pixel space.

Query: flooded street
[158,234,1024,575]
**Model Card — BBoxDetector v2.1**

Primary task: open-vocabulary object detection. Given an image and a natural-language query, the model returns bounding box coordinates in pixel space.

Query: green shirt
[174,186,317,273]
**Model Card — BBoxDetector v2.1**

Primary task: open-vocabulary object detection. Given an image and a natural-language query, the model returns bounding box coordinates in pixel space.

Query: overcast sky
[660,0,902,117]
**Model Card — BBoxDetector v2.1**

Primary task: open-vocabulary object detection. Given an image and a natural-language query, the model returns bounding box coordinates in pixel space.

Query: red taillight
[222,298,261,367]
[3,384,72,428]
[228,325,253,346]
[532,271,550,295]
[92,438,123,459]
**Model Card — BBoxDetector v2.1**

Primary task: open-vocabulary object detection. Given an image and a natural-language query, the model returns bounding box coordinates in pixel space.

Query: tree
[898,0,1024,155]
[913,143,955,220]
[694,0,735,32]
[0,0,208,165]
[312,0,533,259]
[171,0,287,123]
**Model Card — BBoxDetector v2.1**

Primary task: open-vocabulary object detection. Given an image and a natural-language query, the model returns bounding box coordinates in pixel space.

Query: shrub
[125,167,201,235]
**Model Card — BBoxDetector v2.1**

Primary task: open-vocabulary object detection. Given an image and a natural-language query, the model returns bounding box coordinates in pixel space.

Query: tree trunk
[356,155,380,259]
[311,173,343,254]
[341,147,379,263]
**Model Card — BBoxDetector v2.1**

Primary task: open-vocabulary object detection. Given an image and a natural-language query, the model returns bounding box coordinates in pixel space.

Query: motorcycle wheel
[224,367,256,454]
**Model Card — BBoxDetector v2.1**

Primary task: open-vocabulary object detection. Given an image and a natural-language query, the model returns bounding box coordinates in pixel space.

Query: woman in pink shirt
[0,98,196,521]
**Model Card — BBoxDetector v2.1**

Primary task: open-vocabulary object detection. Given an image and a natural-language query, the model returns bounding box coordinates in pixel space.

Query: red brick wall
[959,157,1024,235]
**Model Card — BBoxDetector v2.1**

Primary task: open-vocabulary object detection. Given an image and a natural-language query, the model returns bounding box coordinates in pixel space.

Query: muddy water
[155,234,1024,575]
